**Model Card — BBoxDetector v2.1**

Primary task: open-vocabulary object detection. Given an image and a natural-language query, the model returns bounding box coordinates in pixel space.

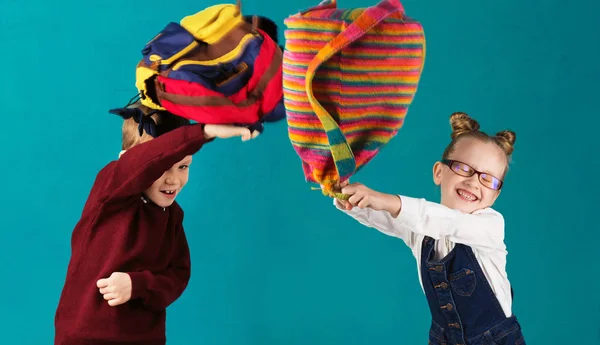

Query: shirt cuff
[332,197,364,216]
[128,271,150,300]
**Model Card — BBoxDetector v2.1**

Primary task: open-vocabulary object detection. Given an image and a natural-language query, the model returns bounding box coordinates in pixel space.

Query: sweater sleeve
[127,223,191,311]
[101,124,211,202]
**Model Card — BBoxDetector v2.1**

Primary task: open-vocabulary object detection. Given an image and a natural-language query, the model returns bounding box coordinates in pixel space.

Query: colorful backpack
[283,0,426,198]
[134,3,285,133]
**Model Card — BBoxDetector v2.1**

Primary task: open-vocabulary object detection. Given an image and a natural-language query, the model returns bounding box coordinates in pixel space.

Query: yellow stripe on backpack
[180,4,243,44]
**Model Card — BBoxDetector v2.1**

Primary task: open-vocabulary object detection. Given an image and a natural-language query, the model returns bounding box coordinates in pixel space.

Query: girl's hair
[121,103,190,150]
[442,112,516,168]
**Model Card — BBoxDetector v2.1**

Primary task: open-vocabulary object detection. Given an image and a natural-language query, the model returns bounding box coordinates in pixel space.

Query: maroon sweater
[55,124,210,345]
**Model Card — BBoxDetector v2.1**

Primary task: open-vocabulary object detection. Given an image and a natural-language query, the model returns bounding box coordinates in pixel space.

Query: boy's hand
[204,124,259,141]
[341,182,402,217]
[96,272,132,307]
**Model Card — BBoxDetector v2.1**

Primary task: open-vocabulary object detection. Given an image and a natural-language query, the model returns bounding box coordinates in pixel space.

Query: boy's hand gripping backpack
[283,0,426,198]
[135,2,285,134]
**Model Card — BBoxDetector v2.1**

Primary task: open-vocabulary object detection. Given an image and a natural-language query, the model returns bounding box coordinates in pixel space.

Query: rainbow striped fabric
[283,0,425,198]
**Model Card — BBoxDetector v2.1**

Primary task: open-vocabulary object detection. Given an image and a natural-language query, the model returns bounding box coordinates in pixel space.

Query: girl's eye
[453,163,472,174]
[179,165,189,170]
[459,164,472,173]
[481,174,493,182]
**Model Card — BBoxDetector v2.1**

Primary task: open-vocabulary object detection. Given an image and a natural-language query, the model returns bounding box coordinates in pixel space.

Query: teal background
[1,0,598,343]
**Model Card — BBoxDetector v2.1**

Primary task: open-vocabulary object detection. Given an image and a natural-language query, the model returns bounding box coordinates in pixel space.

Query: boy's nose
[165,176,180,186]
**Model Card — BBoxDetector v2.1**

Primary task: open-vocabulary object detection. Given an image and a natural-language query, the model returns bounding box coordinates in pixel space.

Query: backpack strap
[135,2,249,111]
[302,0,404,198]
[153,29,282,123]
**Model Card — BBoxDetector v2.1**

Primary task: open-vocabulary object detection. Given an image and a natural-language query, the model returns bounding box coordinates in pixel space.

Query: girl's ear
[433,161,443,185]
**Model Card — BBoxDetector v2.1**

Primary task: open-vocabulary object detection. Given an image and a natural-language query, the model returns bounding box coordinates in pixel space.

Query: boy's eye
[179,165,189,170]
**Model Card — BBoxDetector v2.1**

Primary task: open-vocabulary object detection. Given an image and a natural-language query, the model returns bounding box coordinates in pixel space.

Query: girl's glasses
[441,159,503,190]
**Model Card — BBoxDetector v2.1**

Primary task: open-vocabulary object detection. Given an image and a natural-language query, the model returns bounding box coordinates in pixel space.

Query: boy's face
[145,155,192,208]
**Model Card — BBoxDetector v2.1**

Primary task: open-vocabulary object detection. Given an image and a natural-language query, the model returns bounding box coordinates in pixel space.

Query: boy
[54,105,253,345]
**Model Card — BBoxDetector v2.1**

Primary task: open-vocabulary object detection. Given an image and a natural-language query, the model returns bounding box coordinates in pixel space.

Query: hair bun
[494,130,516,155]
[449,112,480,139]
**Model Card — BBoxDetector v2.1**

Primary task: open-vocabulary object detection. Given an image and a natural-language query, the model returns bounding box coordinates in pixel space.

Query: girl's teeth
[458,190,476,201]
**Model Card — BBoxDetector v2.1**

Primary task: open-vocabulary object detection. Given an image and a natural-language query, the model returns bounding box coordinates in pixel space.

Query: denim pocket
[428,335,447,345]
[448,268,477,296]
[428,322,447,345]
[515,333,526,345]
[483,328,526,345]
[482,331,497,345]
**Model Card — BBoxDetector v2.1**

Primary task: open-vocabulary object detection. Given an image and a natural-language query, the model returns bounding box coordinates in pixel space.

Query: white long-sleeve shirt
[335,195,513,318]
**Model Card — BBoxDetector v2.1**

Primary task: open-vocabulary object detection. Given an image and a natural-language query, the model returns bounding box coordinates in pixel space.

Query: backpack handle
[301,0,404,15]
[303,0,403,197]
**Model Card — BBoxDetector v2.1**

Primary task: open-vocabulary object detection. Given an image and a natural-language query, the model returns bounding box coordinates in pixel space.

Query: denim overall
[421,236,526,345]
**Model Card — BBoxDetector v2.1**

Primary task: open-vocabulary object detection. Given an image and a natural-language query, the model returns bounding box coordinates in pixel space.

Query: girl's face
[433,137,507,214]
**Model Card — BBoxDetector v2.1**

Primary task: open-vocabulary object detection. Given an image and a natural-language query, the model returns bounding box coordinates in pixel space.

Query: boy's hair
[113,103,191,150]
[122,107,158,150]
[243,15,280,47]
[442,112,516,170]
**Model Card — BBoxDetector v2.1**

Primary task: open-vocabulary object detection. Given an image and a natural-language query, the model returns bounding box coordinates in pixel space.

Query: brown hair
[243,15,279,45]
[442,112,516,169]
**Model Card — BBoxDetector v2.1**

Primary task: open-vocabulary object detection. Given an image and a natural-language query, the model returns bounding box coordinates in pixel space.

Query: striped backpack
[283,0,425,198]
[134,3,285,134]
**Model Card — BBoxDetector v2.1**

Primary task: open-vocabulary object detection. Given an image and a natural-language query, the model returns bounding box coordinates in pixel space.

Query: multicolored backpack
[283,0,425,198]
[134,3,285,133]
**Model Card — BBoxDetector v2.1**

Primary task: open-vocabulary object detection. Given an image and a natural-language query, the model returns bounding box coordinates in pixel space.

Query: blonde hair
[442,112,516,170]
[121,104,160,150]
[114,101,191,151]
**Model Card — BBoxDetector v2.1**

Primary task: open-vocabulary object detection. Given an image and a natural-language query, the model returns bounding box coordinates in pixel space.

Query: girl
[334,112,525,345]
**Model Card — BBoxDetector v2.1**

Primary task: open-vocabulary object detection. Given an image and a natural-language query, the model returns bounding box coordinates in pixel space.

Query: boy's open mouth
[160,190,176,198]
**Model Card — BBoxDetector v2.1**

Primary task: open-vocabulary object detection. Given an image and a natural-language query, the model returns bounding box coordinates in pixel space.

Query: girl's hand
[204,124,257,141]
[330,180,353,210]
[96,272,132,307]
[341,182,402,217]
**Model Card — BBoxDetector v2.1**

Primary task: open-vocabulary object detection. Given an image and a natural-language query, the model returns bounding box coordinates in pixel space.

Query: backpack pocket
[167,33,261,96]
[141,22,198,66]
